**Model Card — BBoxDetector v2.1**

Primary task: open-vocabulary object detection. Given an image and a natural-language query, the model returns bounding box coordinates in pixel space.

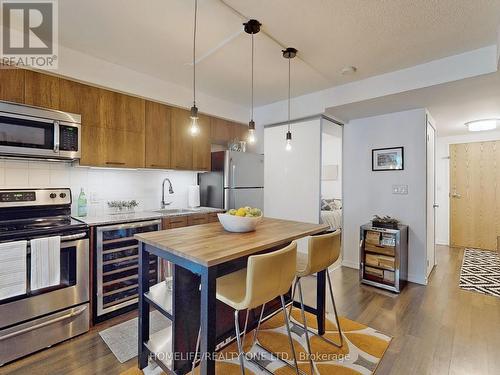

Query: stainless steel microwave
[0,101,81,160]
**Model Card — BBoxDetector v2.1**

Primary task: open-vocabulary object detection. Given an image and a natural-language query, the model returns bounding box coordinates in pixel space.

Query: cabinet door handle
[106,161,126,165]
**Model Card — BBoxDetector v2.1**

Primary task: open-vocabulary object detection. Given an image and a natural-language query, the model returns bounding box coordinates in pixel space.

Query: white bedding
[321,209,342,230]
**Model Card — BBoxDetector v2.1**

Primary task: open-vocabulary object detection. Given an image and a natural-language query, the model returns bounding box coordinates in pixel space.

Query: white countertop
[76,207,224,226]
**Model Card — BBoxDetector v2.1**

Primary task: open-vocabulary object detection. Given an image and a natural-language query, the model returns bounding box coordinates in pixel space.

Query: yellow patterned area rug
[123,310,391,375]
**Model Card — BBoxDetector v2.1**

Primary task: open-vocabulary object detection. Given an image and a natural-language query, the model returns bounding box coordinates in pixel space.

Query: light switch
[392,184,408,195]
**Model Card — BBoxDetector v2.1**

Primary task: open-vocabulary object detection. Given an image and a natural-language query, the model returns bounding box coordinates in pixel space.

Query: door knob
[450,192,462,198]
[433,203,439,208]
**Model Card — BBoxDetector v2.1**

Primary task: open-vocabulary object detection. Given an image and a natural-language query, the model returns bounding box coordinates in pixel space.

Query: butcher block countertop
[134,217,329,267]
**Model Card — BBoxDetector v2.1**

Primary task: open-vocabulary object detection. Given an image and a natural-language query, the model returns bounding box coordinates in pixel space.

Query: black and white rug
[460,248,500,298]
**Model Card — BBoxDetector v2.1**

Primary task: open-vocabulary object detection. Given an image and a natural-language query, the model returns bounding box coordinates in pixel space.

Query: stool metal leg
[297,278,315,374]
[292,271,344,350]
[280,294,300,375]
[234,310,246,375]
[326,270,343,348]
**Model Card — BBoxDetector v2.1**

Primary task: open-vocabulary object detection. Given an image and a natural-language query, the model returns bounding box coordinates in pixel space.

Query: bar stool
[192,241,300,375]
[289,230,343,374]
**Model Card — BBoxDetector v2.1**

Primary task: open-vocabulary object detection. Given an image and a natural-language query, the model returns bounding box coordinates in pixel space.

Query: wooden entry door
[450,141,500,250]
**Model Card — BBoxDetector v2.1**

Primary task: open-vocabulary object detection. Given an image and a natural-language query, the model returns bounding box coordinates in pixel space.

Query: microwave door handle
[53,121,60,153]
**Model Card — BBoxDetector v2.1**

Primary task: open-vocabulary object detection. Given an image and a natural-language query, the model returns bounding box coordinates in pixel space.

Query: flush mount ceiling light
[244,19,261,145]
[465,119,499,132]
[340,66,357,75]
[283,47,297,151]
[189,0,200,136]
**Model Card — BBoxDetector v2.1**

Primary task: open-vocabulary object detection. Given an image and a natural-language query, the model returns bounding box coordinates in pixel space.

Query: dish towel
[0,240,27,300]
[30,236,61,291]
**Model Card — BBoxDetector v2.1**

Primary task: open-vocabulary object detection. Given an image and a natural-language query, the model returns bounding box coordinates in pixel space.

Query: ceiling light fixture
[189,0,200,136]
[244,19,261,145]
[465,119,499,132]
[340,66,357,75]
[283,47,297,151]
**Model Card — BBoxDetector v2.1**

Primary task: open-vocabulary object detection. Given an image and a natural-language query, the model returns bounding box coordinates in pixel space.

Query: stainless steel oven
[0,188,89,365]
[0,233,89,365]
[0,101,81,160]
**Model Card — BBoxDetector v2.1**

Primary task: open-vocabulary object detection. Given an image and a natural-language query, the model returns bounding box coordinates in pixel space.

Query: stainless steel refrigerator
[198,151,264,210]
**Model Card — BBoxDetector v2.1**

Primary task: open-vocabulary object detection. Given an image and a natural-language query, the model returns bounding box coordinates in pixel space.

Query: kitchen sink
[154,208,197,214]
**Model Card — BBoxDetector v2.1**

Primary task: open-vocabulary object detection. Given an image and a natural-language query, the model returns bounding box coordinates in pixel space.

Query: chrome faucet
[161,178,174,208]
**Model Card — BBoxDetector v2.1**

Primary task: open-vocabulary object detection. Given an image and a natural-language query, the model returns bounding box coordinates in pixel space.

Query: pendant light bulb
[190,105,199,136]
[248,129,256,144]
[285,130,292,151]
[248,119,256,144]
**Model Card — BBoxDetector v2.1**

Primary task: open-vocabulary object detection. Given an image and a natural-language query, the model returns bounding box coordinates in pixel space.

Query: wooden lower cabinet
[162,216,188,230]
[187,213,209,226]
[208,212,219,223]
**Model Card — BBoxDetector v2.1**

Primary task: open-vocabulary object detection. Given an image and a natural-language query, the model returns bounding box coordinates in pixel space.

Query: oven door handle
[61,232,87,242]
[0,305,87,341]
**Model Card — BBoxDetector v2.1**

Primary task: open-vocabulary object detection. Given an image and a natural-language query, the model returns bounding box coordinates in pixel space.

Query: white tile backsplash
[28,168,50,186]
[0,160,199,216]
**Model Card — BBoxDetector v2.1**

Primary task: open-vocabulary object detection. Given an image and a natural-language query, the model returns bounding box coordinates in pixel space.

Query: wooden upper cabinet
[59,79,102,125]
[104,128,145,168]
[24,70,60,109]
[0,67,25,103]
[192,114,211,171]
[145,101,171,169]
[230,122,249,142]
[80,126,105,166]
[170,107,193,170]
[100,90,145,133]
[210,117,232,145]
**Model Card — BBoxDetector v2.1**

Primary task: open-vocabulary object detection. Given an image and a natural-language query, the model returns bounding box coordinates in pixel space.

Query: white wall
[264,119,321,224]
[436,130,500,245]
[321,125,342,199]
[0,160,198,217]
[343,109,428,284]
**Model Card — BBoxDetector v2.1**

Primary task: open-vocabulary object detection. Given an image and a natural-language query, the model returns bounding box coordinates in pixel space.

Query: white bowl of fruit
[218,207,263,233]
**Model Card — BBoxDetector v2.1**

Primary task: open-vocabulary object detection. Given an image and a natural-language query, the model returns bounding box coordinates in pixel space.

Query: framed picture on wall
[372,147,404,171]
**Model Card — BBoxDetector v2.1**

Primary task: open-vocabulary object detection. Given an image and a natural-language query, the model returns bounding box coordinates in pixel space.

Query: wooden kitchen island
[135,217,329,375]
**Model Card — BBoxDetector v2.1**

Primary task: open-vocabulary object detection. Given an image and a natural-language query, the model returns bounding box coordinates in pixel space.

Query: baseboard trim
[341,259,359,269]
[407,273,427,285]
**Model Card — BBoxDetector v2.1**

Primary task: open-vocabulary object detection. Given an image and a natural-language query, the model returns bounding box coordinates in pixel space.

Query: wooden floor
[2,245,499,375]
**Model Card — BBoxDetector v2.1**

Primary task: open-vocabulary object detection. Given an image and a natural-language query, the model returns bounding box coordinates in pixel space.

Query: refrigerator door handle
[232,163,236,188]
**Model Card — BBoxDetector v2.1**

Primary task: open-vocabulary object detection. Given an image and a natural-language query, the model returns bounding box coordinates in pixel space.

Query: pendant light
[283,47,297,151]
[244,19,261,144]
[189,0,200,136]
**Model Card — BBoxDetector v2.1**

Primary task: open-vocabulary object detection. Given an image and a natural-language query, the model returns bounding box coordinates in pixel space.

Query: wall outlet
[392,184,408,195]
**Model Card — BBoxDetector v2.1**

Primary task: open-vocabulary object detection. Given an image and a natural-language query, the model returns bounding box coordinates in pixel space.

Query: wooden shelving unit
[359,223,408,293]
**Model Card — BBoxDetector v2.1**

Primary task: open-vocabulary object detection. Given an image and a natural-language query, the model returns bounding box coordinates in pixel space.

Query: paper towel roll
[188,185,200,208]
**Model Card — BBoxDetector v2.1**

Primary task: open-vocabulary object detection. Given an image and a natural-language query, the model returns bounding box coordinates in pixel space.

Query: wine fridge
[94,219,161,322]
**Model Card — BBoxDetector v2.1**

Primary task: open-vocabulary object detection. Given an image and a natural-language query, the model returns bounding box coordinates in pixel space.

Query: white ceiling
[58,0,500,107]
[326,71,500,137]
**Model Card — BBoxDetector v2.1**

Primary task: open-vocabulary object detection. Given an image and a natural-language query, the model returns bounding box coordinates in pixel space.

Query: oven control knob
[49,193,57,199]
[60,193,67,198]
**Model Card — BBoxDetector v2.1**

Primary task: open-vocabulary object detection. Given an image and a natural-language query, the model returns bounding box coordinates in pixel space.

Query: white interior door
[426,119,436,277]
